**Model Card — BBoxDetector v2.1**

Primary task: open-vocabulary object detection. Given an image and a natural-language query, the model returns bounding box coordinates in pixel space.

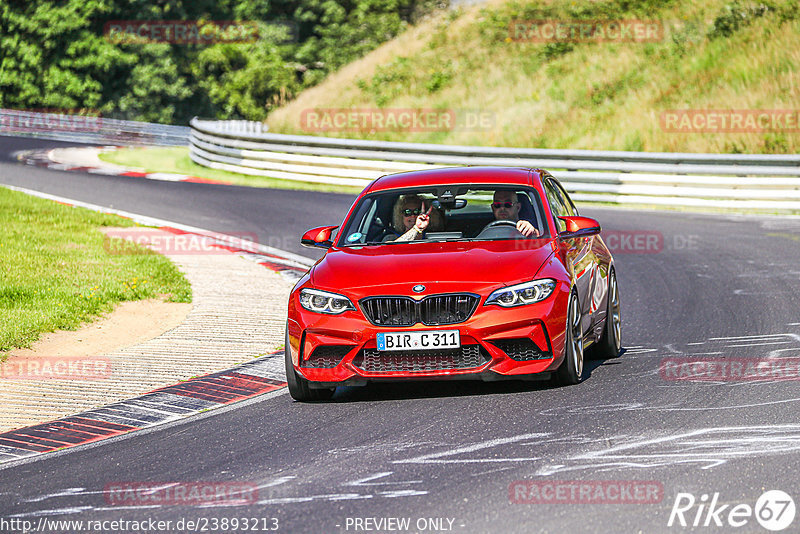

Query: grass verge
[267,0,800,154]
[0,187,192,354]
[98,146,364,194]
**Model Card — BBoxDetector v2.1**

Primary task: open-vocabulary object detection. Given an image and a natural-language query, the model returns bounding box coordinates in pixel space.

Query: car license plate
[376,330,460,351]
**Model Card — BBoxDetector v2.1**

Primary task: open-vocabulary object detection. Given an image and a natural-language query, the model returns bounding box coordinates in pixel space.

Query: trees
[0,0,438,123]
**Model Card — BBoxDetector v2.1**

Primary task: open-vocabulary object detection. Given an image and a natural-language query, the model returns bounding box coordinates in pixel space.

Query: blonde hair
[392,194,444,233]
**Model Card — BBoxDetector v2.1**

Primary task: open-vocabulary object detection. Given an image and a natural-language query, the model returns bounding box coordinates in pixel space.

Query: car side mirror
[301,225,338,248]
[558,216,601,239]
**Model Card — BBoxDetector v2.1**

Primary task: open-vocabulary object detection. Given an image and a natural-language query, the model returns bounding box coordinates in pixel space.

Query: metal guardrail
[0,109,189,146]
[190,118,800,211]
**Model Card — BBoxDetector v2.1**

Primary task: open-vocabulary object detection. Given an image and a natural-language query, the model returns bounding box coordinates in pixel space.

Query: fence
[3,110,797,210]
[0,109,189,146]
[189,118,800,211]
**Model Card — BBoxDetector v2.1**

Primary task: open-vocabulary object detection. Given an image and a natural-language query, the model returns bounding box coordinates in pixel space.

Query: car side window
[543,179,568,233]
[551,178,578,216]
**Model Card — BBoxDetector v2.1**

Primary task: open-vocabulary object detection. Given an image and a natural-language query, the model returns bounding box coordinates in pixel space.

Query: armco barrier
[3,109,797,211]
[189,118,800,211]
[0,109,189,146]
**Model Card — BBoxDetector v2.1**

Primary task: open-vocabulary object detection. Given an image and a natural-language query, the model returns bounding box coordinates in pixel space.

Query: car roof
[365,166,540,193]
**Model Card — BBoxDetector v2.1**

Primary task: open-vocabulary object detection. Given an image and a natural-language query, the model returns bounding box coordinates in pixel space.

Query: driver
[491,190,540,237]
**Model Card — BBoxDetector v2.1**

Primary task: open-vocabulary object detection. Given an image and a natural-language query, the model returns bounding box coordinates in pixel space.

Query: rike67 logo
[668,490,796,531]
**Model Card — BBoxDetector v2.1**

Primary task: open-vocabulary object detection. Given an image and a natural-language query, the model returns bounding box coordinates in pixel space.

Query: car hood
[310,240,555,298]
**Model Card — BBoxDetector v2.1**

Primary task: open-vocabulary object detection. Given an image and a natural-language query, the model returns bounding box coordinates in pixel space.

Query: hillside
[267,0,800,153]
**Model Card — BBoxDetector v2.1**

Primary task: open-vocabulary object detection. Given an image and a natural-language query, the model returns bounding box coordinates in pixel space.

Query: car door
[543,176,597,336]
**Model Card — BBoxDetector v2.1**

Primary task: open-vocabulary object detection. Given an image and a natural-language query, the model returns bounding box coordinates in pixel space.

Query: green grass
[267,0,800,154]
[98,146,364,194]
[0,187,192,354]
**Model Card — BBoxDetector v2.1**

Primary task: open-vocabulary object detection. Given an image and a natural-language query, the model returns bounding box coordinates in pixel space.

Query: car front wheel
[554,291,584,386]
[285,325,335,402]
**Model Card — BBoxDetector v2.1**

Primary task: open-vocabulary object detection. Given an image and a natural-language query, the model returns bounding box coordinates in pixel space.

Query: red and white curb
[15,147,229,185]
[0,185,317,465]
[0,352,287,464]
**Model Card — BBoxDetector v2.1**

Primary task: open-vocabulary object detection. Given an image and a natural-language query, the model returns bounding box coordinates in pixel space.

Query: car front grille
[360,294,479,326]
[301,345,353,368]
[352,344,490,373]
[491,338,551,361]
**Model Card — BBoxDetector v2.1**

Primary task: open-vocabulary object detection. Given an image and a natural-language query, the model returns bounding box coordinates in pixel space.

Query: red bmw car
[285,167,621,401]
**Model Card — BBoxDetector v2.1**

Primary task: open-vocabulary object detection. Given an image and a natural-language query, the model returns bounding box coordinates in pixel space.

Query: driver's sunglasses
[491,201,516,209]
[403,208,422,216]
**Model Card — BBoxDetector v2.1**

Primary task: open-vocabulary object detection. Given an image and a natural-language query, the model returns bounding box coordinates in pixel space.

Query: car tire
[592,269,621,359]
[285,325,335,402]
[554,291,584,386]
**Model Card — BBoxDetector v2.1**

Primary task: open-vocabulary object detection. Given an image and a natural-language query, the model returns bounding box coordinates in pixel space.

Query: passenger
[491,190,540,237]
[388,194,443,241]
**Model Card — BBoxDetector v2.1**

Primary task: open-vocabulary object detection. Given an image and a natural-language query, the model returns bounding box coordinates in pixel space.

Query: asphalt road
[0,135,355,260]
[2,136,800,533]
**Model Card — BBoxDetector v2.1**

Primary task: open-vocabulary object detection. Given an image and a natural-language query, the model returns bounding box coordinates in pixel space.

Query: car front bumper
[287,282,571,386]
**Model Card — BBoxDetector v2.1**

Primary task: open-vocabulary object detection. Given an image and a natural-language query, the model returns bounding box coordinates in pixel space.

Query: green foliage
[358,56,414,105]
[0,0,122,110]
[0,0,439,123]
[426,62,453,92]
[541,42,574,60]
[708,1,770,38]
[192,39,298,120]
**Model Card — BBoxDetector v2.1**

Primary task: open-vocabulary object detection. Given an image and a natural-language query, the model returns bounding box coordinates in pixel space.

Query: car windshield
[337,186,548,246]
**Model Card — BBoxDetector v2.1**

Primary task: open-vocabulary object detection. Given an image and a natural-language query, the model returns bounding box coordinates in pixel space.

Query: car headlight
[485,279,556,308]
[299,288,355,314]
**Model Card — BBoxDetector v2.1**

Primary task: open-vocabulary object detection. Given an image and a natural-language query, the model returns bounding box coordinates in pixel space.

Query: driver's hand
[516,220,539,237]
[415,201,432,233]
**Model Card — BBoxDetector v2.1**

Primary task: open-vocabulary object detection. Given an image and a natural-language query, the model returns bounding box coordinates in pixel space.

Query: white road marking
[346,472,422,486]
[256,493,372,505]
[394,433,547,465]
[470,465,519,477]
[536,424,800,475]
[727,341,791,348]
[24,488,91,503]
[379,489,428,498]
[10,506,94,518]
[92,505,163,511]
[257,476,296,489]
[709,334,791,341]
[768,347,800,358]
